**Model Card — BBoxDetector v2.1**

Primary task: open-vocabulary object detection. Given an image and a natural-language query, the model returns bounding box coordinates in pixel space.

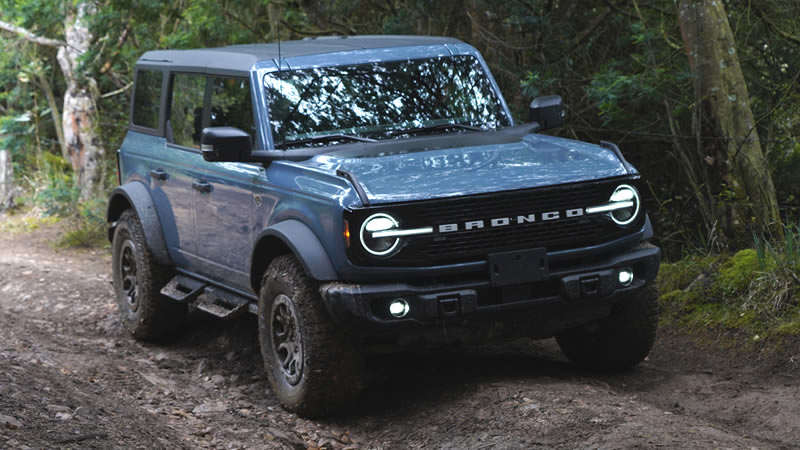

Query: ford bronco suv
[108,35,660,417]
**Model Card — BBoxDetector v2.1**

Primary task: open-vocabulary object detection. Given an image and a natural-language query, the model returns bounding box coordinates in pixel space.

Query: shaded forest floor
[1,216,799,449]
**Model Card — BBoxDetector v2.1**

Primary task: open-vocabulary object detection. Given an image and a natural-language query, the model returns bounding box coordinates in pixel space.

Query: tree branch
[0,19,65,47]
[754,8,800,47]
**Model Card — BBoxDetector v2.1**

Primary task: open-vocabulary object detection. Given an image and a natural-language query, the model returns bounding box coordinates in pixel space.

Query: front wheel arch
[250,220,339,294]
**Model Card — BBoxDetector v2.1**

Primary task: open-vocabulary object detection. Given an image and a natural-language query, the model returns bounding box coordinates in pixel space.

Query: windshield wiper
[385,123,485,137]
[277,134,377,149]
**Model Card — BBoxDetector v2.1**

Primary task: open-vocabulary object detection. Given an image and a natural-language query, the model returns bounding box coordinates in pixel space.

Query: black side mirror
[201,127,252,162]
[529,95,565,130]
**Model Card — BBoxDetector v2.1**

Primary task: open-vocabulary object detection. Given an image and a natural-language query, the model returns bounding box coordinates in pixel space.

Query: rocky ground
[1,217,799,449]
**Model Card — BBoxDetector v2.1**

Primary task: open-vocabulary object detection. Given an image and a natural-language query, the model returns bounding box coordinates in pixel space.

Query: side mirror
[529,95,565,130]
[201,127,252,162]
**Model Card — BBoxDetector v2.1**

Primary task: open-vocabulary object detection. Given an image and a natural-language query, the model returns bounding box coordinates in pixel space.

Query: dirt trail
[1,219,799,449]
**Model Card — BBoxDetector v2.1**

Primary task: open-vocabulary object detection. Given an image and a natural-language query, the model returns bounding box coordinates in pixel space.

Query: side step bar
[160,275,257,319]
[194,287,249,320]
[161,275,205,302]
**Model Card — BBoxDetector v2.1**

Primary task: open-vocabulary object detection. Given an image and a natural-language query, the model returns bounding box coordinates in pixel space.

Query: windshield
[264,55,512,148]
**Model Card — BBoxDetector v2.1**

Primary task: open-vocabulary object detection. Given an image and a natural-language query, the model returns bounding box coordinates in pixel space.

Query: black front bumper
[320,243,661,342]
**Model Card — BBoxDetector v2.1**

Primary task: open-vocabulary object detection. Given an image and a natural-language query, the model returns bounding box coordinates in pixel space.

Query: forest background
[0,0,799,341]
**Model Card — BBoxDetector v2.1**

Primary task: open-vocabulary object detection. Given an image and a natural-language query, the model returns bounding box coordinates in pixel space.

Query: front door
[191,76,259,292]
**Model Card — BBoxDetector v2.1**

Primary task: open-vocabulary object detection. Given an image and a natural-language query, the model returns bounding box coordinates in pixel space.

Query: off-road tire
[112,209,184,340]
[556,284,658,371]
[258,255,365,418]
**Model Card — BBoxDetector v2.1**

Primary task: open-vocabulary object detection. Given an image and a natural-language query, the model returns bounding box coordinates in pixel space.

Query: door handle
[192,180,213,193]
[150,168,168,181]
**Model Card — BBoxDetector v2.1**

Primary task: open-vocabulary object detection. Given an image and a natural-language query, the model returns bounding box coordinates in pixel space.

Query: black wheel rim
[270,294,303,385]
[119,239,139,312]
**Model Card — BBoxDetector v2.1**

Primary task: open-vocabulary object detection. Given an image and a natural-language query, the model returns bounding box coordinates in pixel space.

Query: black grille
[346,177,644,266]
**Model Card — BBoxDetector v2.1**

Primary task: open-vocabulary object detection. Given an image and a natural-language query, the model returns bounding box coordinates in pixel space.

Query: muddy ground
[1,218,799,449]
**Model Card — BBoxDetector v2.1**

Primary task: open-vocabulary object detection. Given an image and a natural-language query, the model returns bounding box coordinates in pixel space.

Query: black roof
[137,35,464,75]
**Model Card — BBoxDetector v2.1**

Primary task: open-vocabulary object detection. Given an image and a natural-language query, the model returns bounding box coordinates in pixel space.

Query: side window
[132,69,162,129]
[210,77,254,141]
[169,73,206,148]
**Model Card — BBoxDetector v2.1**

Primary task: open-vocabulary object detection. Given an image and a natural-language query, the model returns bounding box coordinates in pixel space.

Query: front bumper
[319,243,660,342]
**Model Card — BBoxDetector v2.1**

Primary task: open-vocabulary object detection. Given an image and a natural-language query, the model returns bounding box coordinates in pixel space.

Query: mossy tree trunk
[0,148,13,210]
[678,0,782,242]
[0,1,103,201]
[57,2,103,201]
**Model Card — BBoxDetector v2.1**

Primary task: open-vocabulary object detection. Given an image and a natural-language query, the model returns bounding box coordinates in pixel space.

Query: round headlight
[360,213,401,256]
[609,184,640,226]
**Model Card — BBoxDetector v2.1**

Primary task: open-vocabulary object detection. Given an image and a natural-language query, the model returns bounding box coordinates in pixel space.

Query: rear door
[125,67,196,268]
[158,72,208,269]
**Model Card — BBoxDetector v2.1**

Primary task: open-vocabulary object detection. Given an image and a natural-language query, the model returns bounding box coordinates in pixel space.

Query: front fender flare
[106,182,171,266]
[253,220,339,284]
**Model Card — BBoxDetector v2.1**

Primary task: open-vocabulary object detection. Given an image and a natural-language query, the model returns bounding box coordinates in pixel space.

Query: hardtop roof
[137,35,465,75]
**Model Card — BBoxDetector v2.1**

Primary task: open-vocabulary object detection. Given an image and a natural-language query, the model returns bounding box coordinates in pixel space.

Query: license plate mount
[488,248,549,287]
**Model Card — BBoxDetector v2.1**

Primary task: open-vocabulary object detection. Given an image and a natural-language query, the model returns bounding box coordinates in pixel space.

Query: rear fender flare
[106,182,171,266]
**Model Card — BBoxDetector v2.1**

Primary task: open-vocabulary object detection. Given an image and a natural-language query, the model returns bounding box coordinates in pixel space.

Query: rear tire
[556,285,658,371]
[258,255,365,418]
[112,209,185,340]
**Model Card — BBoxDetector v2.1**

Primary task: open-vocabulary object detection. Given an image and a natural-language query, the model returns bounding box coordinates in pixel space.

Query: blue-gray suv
[107,35,661,417]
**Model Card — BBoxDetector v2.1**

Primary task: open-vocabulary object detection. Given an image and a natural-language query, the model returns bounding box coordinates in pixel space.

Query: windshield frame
[252,43,514,151]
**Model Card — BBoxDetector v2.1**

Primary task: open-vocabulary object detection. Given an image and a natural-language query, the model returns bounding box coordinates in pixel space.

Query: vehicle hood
[282,127,631,205]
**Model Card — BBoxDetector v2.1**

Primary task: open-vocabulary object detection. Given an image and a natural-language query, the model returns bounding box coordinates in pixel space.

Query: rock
[0,414,22,430]
[192,402,228,415]
[521,403,540,414]
[210,374,225,385]
[46,404,71,413]
[55,412,73,420]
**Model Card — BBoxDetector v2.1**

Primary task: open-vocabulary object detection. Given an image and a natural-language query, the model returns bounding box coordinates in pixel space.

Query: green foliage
[27,152,78,216]
[774,143,800,223]
[56,197,108,248]
[382,9,414,35]
[520,69,556,100]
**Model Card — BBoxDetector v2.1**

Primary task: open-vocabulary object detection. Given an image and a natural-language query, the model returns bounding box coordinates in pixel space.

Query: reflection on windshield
[264,55,511,148]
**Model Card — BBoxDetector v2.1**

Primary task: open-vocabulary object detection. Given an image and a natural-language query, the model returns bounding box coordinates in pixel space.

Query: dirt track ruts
[1,219,799,449]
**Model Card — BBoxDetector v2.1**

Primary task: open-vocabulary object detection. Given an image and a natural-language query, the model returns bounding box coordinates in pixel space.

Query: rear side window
[132,69,163,129]
[170,74,206,148]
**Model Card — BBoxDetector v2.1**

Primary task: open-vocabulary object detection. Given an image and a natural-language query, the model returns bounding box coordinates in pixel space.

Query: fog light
[618,268,634,287]
[389,298,410,318]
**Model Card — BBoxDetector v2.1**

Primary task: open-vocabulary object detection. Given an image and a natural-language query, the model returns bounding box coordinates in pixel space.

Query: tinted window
[170,74,206,148]
[210,77,254,139]
[132,69,162,129]
[264,55,511,148]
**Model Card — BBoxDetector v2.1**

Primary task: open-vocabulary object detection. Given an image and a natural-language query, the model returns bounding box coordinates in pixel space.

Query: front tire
[258,255,365,417]
[111,209,184,340]
[556,285,659,371]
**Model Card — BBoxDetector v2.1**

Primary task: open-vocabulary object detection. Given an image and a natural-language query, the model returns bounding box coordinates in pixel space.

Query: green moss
[714,249,761,296]
[684,303,761,331]
[657,255,719,292]
[771,308,800,336]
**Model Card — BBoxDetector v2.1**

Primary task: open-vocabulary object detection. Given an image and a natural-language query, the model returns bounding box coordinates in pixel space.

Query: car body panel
[276,132,629,205]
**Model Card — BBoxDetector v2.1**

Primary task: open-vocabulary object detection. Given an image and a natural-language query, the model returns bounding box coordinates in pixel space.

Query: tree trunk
[678,0,782,240]
[36,70,68,161]
[0,148,14,210]
[57,2,103,201]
